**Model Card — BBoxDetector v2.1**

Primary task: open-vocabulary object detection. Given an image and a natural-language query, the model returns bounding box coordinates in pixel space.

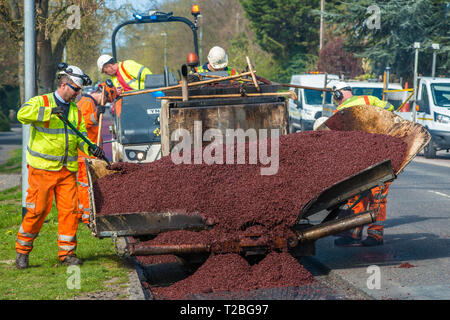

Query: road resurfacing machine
[89,2,430,277]
[85,76,431,264]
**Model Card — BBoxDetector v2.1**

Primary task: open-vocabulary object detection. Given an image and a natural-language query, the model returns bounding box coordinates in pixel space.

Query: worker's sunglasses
[65,82,81,93]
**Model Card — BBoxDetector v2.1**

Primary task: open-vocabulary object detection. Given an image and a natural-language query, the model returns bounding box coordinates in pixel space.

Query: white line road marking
[428,190,450,199]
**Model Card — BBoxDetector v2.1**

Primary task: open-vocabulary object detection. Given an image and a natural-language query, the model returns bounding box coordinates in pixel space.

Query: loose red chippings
[149,252,316,300]
[94,130,406,250]
[92,130,408,298]
[398,262,416,268]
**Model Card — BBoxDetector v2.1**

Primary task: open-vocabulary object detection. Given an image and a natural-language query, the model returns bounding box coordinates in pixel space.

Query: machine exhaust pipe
[296,210,376,243]
[130,243,210,256]
[127,212,375,256]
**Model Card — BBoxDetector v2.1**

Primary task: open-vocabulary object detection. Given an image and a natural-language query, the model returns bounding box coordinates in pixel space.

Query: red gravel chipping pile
[94,131,406,233]
[93,130,407,298]
[149,252,315,300]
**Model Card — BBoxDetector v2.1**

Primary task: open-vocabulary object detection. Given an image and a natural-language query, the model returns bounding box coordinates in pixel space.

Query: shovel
[97,85,105,145]
[57,114,111,166]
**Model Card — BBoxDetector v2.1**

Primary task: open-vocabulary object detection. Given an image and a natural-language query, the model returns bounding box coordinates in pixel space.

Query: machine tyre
[424,137,437,159]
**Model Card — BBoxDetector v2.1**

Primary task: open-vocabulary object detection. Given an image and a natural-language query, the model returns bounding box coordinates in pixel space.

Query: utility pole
[319,0,325,50]
[413,42,420,123]
[22,0,36,218]
[383,66,390,101]
[431,43,440,78]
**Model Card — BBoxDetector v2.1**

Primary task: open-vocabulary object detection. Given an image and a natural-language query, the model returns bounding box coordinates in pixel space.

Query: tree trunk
[36,35,55,94]
[18,42,25,104]
[35,0,54,94]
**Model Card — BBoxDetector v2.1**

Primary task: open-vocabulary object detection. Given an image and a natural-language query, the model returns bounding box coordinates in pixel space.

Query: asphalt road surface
[0,125,22,164]
[0,125,22,191]
[310,154,450,300]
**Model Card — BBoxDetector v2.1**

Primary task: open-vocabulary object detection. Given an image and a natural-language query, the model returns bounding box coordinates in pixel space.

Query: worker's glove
[51,106,65,115]
[96,105,106,119]
[89,145,105,159]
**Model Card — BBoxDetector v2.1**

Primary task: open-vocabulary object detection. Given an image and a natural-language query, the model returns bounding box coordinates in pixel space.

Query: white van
[288,73,338,132]
[396,77,450,158]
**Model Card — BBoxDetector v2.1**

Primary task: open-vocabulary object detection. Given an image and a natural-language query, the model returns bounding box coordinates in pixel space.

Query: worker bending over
[77,80,117,225]
[333,82,394,247]
[195,46,237,76]
[15,64,105,269]
[97,54,152,95]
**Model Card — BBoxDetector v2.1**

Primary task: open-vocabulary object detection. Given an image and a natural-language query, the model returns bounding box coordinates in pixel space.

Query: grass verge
[0,186,130,300]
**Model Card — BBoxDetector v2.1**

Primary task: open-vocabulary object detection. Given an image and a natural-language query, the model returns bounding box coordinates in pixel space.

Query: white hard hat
[207,46,228,69]
[58,64,90,88]
[333,81,351,92]
[97,54,115,72]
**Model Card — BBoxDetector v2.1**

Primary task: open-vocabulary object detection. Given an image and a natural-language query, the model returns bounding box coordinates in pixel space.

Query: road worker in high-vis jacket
[194,46,237,76]
[332,82,394,247]
[77,80,117,225]
[15,64,105,269]
[97,54,152,95]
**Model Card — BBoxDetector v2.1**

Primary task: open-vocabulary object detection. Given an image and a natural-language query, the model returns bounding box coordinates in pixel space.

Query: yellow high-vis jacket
[112,60,152,91]
[17,93,92,172]
[337,95,395,112]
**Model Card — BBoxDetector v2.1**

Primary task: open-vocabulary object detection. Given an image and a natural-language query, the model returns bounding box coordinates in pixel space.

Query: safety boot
[15,252,29,269]
[61,255,83,266]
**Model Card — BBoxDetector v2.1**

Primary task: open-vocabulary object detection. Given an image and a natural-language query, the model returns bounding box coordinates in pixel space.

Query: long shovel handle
[57,114,111,166]
[97,113,103,145]
[97,86,105,145]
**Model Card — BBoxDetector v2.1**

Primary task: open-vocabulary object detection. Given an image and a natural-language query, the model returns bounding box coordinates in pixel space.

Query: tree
[324,0,450,83]
[240,0,320,59]
[239,0,338,81]
[0,0,103,98]
[318,37,364,78]
[112,0,253,75]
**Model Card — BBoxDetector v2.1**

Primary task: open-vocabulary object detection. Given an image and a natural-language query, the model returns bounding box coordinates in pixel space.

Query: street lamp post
[22,0,36,218]
[413,42,420,123]
[161,32,167,67]
[320,0,325,51]
[431,43,440,78]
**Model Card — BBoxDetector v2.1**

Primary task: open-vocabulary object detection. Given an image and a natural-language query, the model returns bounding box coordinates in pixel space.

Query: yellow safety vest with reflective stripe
[337,95,394,112]
[111,60,152,91]
[195,65,237,76]
[17,93,92,172]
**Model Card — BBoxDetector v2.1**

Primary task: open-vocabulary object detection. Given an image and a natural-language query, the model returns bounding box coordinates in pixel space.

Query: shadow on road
[384,215,450,229]
[315,231,450,270]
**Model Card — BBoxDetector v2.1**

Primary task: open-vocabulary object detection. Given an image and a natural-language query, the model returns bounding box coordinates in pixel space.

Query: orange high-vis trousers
[344,193,370,239]
[367,182,391,241]
[16,166,80,261]
[345,182,391,240]
[77,159,90,224]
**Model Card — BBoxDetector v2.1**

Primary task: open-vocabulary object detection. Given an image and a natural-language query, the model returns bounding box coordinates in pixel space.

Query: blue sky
[108,0,168,12]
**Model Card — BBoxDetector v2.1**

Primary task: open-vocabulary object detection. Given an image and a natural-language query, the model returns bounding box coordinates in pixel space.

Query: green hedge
[0,110,11,132]
[0,85,20,125]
